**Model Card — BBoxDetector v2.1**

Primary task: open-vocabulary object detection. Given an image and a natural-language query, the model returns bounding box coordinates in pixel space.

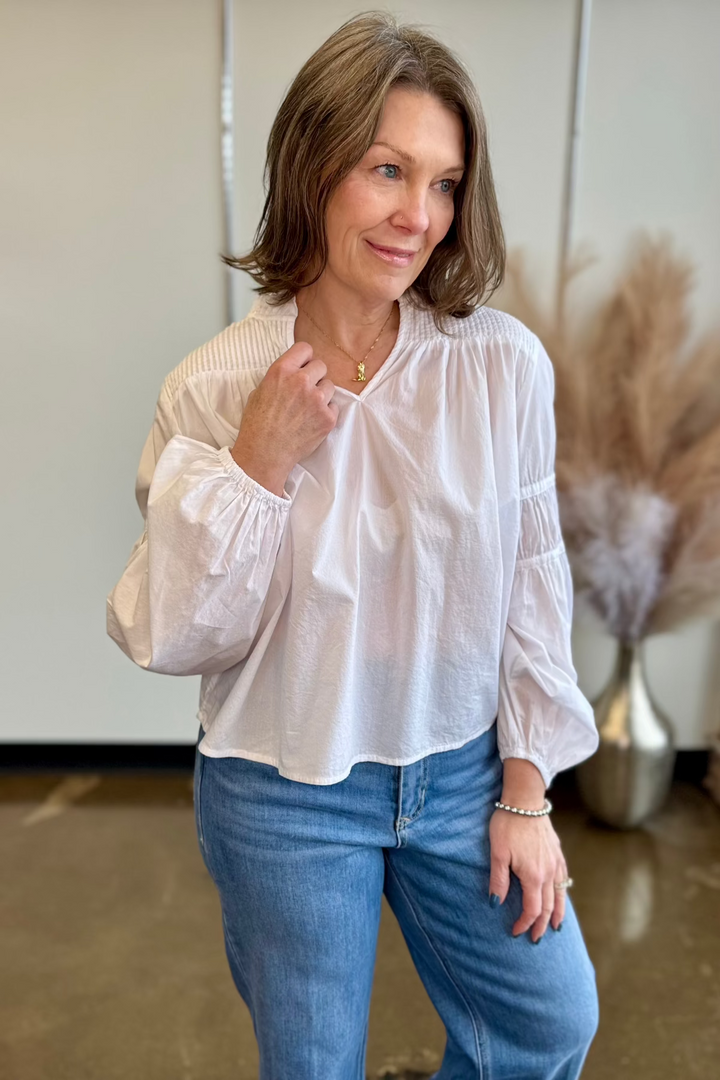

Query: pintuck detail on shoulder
[162,317,282,402]
[447,304,537,349]
[402,298,537,351]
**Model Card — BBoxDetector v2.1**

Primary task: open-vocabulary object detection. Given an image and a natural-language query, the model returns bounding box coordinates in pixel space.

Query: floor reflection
[0,773,718,1079]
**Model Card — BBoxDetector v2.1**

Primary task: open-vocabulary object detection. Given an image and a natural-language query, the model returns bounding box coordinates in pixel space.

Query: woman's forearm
[500,758,546,809]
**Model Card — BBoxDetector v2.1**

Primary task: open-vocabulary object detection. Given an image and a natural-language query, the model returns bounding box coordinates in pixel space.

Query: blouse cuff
[217,444,292,510]
[496,744,554,791]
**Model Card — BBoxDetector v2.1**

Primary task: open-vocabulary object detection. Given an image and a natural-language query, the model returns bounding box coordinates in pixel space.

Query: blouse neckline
[248,290,413,402]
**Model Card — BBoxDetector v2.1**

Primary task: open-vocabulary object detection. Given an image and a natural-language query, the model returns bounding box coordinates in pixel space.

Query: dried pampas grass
[495,231,720,806]
[497,231,720,642]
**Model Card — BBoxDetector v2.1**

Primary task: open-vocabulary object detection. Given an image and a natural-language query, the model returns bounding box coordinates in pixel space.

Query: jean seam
[395,764,405,846]
[194,747,206,850]
[355,1005,371,1080]
[220,905,256,1016]
[414,756,428,818]
[385,858,488,1080]
[194,748,218,882]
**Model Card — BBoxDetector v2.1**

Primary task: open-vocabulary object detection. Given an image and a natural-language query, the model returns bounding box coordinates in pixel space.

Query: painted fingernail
[552,922,563,931]
[489,893,500,908]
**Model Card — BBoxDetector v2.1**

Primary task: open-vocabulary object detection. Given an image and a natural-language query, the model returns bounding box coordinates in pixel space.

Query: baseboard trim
[0,743,197,772]
[0,745,712,783]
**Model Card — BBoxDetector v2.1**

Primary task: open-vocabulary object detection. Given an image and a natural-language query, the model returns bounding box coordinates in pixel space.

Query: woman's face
[323,87,466,303]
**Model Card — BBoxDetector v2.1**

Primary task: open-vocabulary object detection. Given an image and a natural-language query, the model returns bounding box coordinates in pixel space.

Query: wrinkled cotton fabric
[107,290,598,787]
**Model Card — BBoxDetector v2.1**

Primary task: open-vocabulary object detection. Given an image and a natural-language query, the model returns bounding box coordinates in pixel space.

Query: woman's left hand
[488,809,569,941]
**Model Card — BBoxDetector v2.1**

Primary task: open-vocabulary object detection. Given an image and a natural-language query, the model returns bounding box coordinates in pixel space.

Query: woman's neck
[295,282,399,358]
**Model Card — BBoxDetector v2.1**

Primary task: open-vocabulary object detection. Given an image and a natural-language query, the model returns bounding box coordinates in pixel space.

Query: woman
[107,11,600,1079]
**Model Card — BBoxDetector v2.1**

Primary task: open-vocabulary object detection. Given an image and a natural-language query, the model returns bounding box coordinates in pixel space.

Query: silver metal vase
[576,638,676,828]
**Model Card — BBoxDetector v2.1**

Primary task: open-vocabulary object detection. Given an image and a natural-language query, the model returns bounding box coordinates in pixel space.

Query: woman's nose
[392,192,430,234]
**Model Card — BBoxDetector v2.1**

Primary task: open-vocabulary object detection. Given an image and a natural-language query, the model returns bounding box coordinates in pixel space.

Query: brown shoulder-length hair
[222,9,506,335]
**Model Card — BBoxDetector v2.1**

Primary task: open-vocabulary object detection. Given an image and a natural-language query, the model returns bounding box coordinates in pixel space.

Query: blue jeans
[193,720,599,1079]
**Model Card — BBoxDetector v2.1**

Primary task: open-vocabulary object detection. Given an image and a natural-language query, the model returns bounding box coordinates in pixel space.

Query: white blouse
[106,290,598,787]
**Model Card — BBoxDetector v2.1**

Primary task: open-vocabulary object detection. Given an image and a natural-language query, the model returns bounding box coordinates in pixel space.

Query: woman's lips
[365,239,416,266]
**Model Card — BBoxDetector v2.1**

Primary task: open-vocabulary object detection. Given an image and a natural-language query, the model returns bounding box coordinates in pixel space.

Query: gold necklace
[300,300,396,383]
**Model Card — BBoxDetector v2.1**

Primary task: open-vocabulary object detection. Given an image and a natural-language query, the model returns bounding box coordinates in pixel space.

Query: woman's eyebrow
[371,140,465,174]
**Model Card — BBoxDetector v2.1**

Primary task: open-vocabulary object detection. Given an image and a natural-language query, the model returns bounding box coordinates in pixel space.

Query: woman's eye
[376,163,458,196]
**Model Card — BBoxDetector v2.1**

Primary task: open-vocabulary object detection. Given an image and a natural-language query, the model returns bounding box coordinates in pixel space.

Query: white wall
[1,0,717,746]
[1,0,224,742]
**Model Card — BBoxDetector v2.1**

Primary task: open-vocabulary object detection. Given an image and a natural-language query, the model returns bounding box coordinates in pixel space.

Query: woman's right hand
[230,342,338,497]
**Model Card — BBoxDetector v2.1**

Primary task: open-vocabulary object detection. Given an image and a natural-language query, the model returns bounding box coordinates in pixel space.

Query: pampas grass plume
[496,231,720,643]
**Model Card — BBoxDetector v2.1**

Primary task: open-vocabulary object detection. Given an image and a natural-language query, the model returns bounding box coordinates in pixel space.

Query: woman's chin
[354,273,410,302]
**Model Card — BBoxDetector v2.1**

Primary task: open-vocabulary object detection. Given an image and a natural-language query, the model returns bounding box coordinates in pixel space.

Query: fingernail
[532,937,541,944]
[489,893,500,908]
[553,922,563,932]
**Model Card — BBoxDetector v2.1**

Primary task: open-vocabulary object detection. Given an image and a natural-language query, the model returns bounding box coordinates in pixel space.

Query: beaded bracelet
[494,797,552,817]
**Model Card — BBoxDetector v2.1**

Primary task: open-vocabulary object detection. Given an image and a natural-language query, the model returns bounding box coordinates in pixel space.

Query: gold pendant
[354,361,366,382]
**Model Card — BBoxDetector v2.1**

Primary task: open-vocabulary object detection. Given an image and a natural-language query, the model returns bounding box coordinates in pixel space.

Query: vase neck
[615,638,645,680]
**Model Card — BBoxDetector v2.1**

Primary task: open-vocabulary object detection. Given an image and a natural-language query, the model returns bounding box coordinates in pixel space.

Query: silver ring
[553,877,574,890]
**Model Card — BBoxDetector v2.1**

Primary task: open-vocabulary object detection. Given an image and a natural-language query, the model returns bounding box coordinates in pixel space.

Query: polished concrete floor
[0,770,718,1079]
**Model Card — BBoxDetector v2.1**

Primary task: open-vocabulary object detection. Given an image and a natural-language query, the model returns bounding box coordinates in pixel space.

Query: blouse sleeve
[106,382,292,676]
[496,335,599,789]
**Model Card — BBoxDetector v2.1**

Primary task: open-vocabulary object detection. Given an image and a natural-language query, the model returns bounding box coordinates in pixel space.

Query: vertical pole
[556,0,593,333]
[221,0,236,326]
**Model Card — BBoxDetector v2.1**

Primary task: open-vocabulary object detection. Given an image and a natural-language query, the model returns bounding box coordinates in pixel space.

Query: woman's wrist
[230,440,290,499]
[500,757,546,811]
